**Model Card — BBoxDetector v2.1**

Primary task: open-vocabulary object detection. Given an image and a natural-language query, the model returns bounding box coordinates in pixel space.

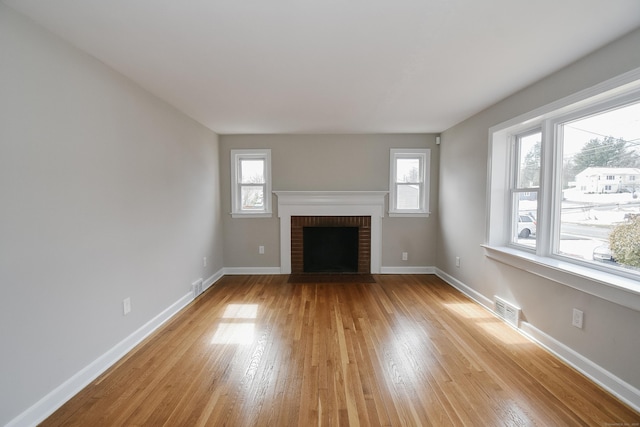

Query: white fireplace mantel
[274,191,388,274]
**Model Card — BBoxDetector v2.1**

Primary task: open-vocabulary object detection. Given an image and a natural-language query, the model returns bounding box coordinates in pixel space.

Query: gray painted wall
[0,5,223,425]
[219,134,439,269]
[438,28,640,391]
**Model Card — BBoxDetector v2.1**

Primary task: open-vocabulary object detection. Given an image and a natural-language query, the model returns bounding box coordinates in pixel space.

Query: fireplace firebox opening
[291,216,371,274]
[303,227,358,273]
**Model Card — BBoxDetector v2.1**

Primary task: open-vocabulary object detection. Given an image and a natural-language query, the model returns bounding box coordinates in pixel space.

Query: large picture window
[230,149,272,218]
[389,148,430,217]
[487,72,640,308]
[556,102,640,266]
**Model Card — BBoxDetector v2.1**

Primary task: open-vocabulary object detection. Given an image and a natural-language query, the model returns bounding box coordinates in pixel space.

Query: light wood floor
[42,274,639,426]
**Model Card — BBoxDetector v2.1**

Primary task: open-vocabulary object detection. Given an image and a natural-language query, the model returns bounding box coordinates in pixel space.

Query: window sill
[230,212,273,219]
[482,245,640,312]
[388,211,430,218]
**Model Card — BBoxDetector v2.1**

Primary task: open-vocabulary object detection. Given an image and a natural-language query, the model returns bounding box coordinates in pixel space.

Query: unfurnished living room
[2,1,640,426]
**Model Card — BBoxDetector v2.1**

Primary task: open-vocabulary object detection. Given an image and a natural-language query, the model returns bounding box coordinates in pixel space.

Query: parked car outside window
[518,214,536,238]
[593,244,615,263]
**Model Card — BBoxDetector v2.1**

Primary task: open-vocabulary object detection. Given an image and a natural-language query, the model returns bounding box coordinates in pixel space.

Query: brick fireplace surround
[291,216,371,274]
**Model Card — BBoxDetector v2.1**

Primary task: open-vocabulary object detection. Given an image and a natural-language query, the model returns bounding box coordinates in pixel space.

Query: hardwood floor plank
[40,274,639,426]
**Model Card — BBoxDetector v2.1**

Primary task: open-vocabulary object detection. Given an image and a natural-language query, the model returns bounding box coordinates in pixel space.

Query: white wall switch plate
[572,308,584,329]
[123,297,131,315]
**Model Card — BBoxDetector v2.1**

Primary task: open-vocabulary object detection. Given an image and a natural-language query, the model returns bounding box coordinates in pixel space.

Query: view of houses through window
[515,100,640,273]
[557,101,640,270]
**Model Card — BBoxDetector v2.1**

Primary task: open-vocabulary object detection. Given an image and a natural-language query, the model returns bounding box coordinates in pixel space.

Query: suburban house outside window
[230,149,272,218]
[486,70,640,310]
[555,101,640,264]
[389,148,430,217]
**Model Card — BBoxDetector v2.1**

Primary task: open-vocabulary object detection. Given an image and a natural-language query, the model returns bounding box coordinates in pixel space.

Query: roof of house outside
[576,167,640,178]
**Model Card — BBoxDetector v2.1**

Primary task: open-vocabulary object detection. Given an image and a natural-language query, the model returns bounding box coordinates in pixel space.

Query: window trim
[486,67,640,311]
[482,245,640,312]
[230,149,272,218]
[389,148,431,217]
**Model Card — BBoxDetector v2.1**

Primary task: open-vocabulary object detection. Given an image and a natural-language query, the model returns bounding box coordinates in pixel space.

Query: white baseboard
[379,266,435,274]
[203,269,225,292]
[519,322,640,412]
[7,290,198,427]
[221,266,438,275]
[221,266,436,275]
[223,267,282,275]
[435,268,494,309]
[434,268,640,413]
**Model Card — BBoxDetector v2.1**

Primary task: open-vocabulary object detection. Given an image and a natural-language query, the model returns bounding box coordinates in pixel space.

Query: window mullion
[535,121,555,257]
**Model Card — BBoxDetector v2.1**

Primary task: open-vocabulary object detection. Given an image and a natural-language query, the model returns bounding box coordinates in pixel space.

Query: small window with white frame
[389,148,430,217]
[230,149,272,218]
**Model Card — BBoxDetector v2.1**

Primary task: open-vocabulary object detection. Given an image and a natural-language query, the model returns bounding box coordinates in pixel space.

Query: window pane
[516,132,541,188]
[231,149,271,217]
[241,185,264,210]
[558,101,640,269]
[240,159,264,184]
[396,158,420,183]
[513,193,537,248]
[396,184,420,209]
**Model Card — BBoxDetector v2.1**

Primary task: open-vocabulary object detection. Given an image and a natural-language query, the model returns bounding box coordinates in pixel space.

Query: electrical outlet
[402,252,408,261]
[572,308,584,329]
[456,257,461,268]
[259,245,265,254]
[203,257,207,267]
[123,297,131,315]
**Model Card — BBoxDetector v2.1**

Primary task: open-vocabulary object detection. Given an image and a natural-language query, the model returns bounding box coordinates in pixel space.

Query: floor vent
[192,278,204,298]
[494,296,520,328]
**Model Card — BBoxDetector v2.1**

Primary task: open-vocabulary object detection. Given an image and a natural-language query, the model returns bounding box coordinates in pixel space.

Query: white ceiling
[4,0,640,134]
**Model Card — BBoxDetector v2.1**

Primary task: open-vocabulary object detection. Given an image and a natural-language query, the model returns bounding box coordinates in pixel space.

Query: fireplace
[274,191,387,274]
[304,227,358,272]
[291,216,371,274]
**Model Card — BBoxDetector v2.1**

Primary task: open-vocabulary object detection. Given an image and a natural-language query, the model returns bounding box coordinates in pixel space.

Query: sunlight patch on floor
[212,304,260,344]
[222,303,259,319]
[478,322,531,345]
[443,302,531,345]
[212,323,255,344]
[442,302,493,319]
